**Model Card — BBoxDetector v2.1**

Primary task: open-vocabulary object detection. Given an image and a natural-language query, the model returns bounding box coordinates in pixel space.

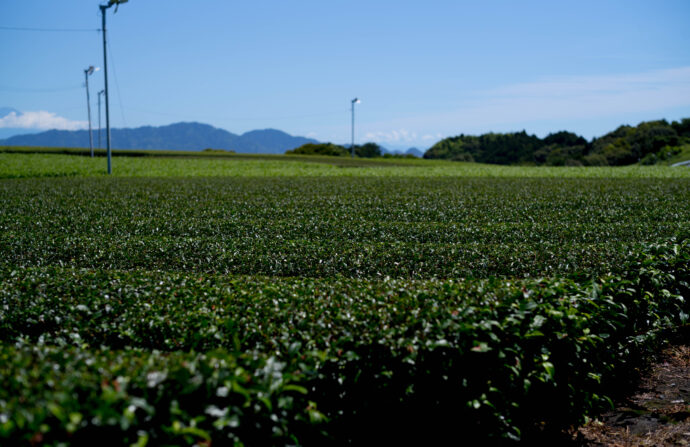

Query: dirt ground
[574,345,690,446]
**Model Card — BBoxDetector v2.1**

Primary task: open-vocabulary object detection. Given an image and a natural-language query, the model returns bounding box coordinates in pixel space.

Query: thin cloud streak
[362,66,690,145]
[0,110,88,131]
[487,67,690,98]
[442,66,690,127]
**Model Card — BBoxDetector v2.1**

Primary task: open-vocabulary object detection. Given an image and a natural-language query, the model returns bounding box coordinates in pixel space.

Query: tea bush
[1,172,689,444]
[1,240,689,443]
[1,177,688,278]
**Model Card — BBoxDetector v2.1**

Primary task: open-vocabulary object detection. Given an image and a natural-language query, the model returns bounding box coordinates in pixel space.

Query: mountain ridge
[0,121,318,154]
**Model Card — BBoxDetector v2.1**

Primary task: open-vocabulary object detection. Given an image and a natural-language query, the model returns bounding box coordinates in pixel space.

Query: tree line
[423,118,690,166]
[286,142,386,158]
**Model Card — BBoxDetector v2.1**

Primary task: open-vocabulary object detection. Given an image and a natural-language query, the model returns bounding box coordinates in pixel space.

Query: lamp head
[352,98,360,104]
[105,0,128,13]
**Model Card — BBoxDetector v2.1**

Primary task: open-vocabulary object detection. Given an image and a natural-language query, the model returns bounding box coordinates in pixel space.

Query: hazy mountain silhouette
[0,122,318,154]
[0,107,19,117]
[405,147,424,157]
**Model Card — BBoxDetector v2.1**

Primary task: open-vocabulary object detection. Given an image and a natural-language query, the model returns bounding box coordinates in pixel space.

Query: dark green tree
[672,118,690,138]
[542,131,587,148]
[286,143,348,157]
[354,142,382,158]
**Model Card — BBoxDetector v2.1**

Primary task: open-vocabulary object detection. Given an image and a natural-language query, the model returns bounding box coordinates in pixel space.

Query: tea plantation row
[1,177,688,278]
[1,174,690,445]
[1,240,689,444]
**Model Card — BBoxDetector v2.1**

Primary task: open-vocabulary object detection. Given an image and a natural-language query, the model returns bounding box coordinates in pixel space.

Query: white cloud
[488,67,690,99]
[0,110,88,130]
[364,128,419,144]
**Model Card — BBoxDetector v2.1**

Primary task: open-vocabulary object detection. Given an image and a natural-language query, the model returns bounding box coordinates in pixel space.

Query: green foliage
[640,145,682,165]
[0,344,316,446]
[2,151,690,179]
[425,118,690,167]
[382,152,418,159]
[0,157,689,443]
[592,120,680,165]
[536,131,588,166]
[542,131,588,148]
[202,148,235,153]
[1,177,688,278]
[425,131,543,164]
[664,144,690,166]
[0,241,688,443]
[582,153,608,166]
[285,143,348,157]
[353,142,383,158]
[285,142,382,158]
[671,118,690,138]
[535,144,586,166]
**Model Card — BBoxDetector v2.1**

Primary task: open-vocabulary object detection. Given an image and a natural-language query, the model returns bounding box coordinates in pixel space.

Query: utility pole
[98,89,104,150]
[351,98,360,157]
[84,66,98,157]
[100,0,127,174]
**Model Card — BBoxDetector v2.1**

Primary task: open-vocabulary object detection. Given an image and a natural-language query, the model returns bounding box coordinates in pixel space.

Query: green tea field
[1,151,689,445]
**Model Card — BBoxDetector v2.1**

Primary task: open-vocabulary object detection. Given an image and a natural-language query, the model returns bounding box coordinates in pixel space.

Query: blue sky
[1,0,689,150]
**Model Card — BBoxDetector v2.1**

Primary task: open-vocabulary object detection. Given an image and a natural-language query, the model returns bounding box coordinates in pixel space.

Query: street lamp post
[83,66,98,157]
[351,98,360,157]
[97,89,104,150]
[100,0,128,174]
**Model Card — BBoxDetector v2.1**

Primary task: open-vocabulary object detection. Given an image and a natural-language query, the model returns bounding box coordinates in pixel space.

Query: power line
[232,110,350,121]
[106,39,127,127]
[0,26,99,32]
[0,85,82,93]
[123,106,349,122]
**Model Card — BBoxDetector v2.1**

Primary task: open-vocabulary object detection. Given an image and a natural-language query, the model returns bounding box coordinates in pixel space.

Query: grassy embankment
[1,147,690,178]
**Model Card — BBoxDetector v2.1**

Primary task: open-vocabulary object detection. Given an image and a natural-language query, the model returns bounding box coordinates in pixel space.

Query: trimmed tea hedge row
[1,177,688,278]
[2,175,689,443]
[1,239,688,444]
[0,345,320,446]
[0,234,666,279]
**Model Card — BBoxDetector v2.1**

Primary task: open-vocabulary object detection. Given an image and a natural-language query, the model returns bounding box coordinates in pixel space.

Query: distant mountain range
[404,147,424,157]
[0,122,319,155]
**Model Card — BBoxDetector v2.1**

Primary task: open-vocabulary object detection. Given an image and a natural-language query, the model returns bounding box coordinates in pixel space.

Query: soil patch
[576,345,690,446]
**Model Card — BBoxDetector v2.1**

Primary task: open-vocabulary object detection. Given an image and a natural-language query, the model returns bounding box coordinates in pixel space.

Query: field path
[577,345,690,446]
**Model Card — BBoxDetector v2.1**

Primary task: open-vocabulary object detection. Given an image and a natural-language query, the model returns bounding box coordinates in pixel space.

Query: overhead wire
[123,106,349,122]
[1,24,350,126]
[106,38,127,127]
[0,26,100,32]
[0,85,82,93]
